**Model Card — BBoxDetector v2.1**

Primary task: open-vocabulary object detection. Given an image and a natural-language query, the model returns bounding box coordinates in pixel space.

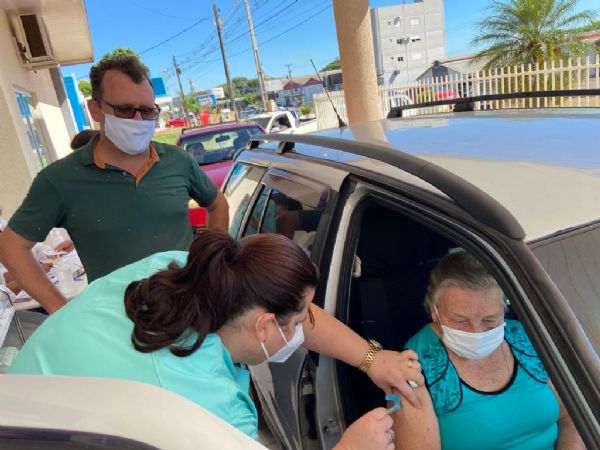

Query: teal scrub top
[406,320,559,450]
[9,251,258,439]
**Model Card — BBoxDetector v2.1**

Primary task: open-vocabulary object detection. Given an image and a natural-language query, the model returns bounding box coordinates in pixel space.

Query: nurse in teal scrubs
[10,231,420,450]
[391,251,585,450]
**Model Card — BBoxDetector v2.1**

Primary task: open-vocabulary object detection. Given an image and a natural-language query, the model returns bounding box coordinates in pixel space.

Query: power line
[176,0,271,62]
[180,0,306,69]
[182,3,332,82]
[180,0,299,67]
[225,4,333,62]
[139,17,212,55]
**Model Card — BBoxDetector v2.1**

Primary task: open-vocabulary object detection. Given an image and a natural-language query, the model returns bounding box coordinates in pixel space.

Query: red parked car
[167,117,187,127]
[176,122,264,227]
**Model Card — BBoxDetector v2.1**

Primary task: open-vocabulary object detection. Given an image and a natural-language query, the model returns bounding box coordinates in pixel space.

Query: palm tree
[473,0,600,69]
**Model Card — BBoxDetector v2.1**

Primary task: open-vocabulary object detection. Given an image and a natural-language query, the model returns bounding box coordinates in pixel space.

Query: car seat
[343,204,454,419]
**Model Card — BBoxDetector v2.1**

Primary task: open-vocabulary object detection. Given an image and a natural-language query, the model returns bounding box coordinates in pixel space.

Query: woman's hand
[368,349,424,408]
[334,407,395,450]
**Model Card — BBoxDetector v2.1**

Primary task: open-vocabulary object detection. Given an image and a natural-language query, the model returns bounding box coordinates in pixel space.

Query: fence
[314,54,600,129]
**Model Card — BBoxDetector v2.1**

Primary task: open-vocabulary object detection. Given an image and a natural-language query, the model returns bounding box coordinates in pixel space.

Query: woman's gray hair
[424,251,507,311]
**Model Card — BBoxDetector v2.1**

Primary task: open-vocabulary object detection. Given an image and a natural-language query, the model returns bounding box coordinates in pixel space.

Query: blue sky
[65,0,599,94]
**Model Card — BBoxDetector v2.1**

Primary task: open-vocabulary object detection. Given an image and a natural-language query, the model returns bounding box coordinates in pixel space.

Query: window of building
[411,36,421,43]
[396,38,408,45]
[14,90,50,171]
[393,17,401,27]
[412,52,422,60]
[397,56,404,62]
[410,17,420,26]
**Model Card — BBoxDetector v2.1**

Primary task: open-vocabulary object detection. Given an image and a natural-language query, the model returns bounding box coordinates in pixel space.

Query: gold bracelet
[358,339,382,373]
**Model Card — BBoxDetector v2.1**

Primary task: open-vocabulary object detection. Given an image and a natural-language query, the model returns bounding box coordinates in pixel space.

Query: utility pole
[285,63,294,106]
[172,55,189,125]
[213,4,237,117]
[243,0,268,111]
[189,79,195,96]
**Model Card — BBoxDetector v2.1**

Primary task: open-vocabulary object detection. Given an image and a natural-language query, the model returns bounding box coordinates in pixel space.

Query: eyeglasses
[102,100,161,120]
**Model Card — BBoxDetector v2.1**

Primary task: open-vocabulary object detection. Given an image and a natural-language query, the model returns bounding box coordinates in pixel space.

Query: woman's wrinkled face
[433,286,504,333]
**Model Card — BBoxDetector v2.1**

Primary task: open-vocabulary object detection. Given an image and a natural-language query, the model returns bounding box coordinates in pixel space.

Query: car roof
[251,112,285,119]
[180,122,261,140]
[259,109,600,241]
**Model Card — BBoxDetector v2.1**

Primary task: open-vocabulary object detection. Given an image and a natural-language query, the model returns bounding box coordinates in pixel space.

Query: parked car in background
[248,110,300,134]
[222,106,600,450]
[176,122,264,227]
[167,117,186,127]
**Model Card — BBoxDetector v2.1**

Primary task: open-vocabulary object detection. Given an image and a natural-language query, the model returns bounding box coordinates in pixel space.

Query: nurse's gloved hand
[367,349,424,408]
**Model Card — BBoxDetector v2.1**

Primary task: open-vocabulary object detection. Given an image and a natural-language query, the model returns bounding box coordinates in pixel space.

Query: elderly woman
[10,231,421,449]
[391,251,585,450]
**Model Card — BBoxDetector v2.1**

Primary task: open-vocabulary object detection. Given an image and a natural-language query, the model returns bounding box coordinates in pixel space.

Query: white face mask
[260,320,304,363]
[435,306,505,360]
[103,114,155,155]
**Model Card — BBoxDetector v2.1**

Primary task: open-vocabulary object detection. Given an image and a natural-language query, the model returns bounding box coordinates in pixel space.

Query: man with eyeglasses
[0,54,229,314]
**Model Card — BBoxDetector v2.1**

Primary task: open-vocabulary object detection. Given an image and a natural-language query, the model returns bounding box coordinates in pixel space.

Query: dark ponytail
[124,231,318,356]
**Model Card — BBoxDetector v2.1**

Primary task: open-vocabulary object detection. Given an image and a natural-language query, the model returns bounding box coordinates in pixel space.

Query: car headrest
[187,143,205,153]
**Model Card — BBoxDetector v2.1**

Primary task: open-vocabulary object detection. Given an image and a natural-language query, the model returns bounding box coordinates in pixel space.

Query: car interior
[338,202,461,420]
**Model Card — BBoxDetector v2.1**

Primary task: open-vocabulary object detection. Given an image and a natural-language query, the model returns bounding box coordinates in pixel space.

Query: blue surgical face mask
[260,320,304,363]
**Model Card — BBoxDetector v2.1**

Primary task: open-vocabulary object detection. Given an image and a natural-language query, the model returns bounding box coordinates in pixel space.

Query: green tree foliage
[99,47,149,73]
[244,94,257,106]
[101,47,139,60]
[219,77,260,98]
[184,96,199,112]
[78,80,92,97]
[473,0,600,69]
[320,57,341,71]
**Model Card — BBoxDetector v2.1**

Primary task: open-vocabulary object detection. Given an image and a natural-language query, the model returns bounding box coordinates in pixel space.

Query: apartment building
[371,0,446,85]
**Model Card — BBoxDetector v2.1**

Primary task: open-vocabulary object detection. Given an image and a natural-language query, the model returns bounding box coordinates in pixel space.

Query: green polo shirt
[8,136,218,282]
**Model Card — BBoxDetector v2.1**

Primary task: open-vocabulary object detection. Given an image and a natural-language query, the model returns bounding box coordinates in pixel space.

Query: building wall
[0,8,73,218]
[371,0,445,84]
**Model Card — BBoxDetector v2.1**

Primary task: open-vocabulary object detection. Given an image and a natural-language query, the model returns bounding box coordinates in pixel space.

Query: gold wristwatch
[358,339,382,373]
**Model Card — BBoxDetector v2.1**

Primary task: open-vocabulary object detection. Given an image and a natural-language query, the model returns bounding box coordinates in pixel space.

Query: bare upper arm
[206,190,228,212]
[0,227,36,252]
[392,385,441,450]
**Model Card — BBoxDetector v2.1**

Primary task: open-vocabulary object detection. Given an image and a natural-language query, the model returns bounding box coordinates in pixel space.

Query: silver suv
[222,107,600,450]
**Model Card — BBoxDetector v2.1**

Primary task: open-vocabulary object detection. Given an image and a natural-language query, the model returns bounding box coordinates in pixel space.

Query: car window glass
[223,163,264,238]
[242,173,329,255]
[531,224,600,354]
[181,128,262,165]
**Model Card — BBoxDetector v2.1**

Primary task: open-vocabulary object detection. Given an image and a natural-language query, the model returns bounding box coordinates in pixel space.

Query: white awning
[1,0,93,65]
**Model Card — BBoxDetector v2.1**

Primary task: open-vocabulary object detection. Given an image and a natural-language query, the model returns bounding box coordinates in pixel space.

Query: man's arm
[0,227,66,313]
[205,191,229,232]
[303,304,424,408]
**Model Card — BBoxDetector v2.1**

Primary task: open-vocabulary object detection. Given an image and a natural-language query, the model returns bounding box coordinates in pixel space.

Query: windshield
[180,127,262,165]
